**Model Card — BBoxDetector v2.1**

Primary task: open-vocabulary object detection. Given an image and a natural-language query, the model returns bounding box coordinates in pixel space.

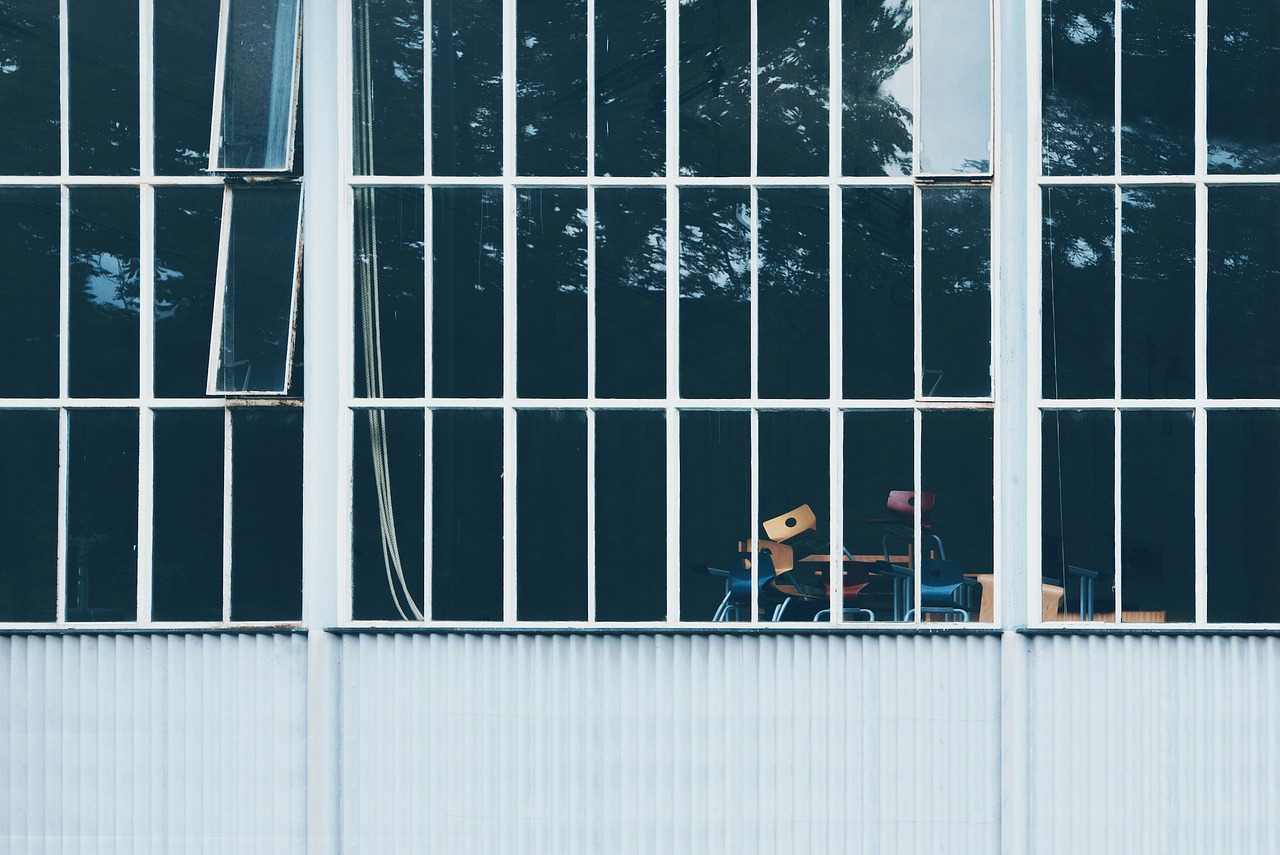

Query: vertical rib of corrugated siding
[0,633,307,855]
[1029,635,1280,855]
[338,633,1001,855]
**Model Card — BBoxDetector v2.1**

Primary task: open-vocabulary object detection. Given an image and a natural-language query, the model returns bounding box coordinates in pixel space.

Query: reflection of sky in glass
[83,253,137,309]
[919,0,992,173]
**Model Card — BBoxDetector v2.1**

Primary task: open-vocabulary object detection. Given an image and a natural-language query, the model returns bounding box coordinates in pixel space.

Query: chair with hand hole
[702,550,780,622]
[903,558,980,621]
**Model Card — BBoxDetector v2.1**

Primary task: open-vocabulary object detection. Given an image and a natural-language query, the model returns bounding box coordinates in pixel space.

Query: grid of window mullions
[1032,0,1280,626]
[342,0,996,624]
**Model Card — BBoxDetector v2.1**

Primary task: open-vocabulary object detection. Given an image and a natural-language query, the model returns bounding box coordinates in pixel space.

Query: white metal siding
[338,632,1002,855]
[0,633,308,855]
[1028,635,1280,855]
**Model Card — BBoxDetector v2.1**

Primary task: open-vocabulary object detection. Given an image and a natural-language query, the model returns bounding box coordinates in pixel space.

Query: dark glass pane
[516,187,587,398]
[1042,410,1114,621]
[230,408,302,620]
[213,0,301,171]
[1121,0,1194,174]
[433,187,503,397]
[1120,410,1193,622]
[154,187,221,397]
[68,0,139,174]
[1042,0,1114,176]
[595,410,665,620]
[679,0,750,177]
[1121,188,1194,399]
[66,409,138,621]
[1208,411,1280,622]
[352,409,425,620]
[679,410,748,621]
[516,0,587,176]
[0,188,59,397]
[516,409,587,620]
[843,187,912,399]
[922,408,993,578]
[594,0,665,177]
[918,0,990,174]
[1208,1,1280,173]
[921,188,990,397]
[353,0,424,176]
[757,0,827,177]
[842,0,913,177]
[152,410,223,621]
[153,0,219,175]
[843,409,912,621]
[1042,186,1113,399]
[432,408,503,620]
[759,410,830,621]
[353,187,425,398]
[212,184,302,394]
[432,0,503,176]
[595,187,665,398]
[758,189,828,399]
[1208,187,1280,398]
[0,0,60,174]
[0,410,58,621]
[69,188,141,398]
[679,187,749,398]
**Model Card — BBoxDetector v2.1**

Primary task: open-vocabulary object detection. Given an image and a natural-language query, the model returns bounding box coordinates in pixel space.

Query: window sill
[326,623,1005,636]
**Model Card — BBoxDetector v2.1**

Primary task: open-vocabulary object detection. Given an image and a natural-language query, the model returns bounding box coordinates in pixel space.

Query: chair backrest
[727,551,777,602]
[762,504,818,542]
[756,540,794,573]
[886,490,935,520]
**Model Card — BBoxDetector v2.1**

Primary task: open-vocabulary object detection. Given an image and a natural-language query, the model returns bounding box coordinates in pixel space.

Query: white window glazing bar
[1112,0,1122,179]
[912,405,922,622]
[828,0,844,625]
[0,176,226,187]
[1027,0,1044,625]
[585,185,597,622]
[349,175,921,188]
[664,0,679,617]
[501,0,517,624]
[1194,185,1208,623]
[423,0,433,177]
[56,408,69,623]
[222,406,234,621]
[55,184,70,623]
[347,397,991,411]
[749,182,760,621]
[422,186,434,620]
[910,0,920,175]
[58,0,69,178]
[1111,185,1122,622]
[139,0,154,180]
[137,184,156,623]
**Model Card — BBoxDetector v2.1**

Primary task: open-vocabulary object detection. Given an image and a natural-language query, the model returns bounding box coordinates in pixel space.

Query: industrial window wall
[1037,0,1280,625]
[347,0,1002,624]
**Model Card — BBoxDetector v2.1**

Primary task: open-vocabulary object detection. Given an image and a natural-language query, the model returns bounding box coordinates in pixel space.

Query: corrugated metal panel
[339,633,1001,855]
[1029,635,1280,855]
[0,633,308,855]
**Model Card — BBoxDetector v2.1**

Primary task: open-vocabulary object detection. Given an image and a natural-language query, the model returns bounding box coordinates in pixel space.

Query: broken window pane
[758,188,829,399]
[516,187,587,398]
[516,0,587,176]
[67,409,139,621]
[211,0,302,171]
[918,0,991,174]
[0,410,59,621]
[432,409,503,620]
[595,187,665,399]
[0,188,60,398]
[154,0,220,175]
[353,186,425,399]
[921,187,991,397]
[68,0,140,175]
[69,188,141,399]
[594,0,665,177]
[431,0,503,176]
[595,410,666,621]
[0,0,60,175]
[679,0,750,177]
[209,183,303,395]
[757,0,827,177]
[155,187,222,397]
[679,187,750,398]
[433,187,503,397]
[843,187,913,399]
[152,410,223,621]
[352,408,425,620]
[843,0,913,177]
[516,409,588,621]
[352,0,425,176]
[230,407,302,620]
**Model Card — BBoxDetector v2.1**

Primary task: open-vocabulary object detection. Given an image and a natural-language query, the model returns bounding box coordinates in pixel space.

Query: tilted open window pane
[210,0,302,172]
[208,183,303,395]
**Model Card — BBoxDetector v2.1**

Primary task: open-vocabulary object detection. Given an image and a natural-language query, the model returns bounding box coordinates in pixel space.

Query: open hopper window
[209,0,303,172]
[207,183,304,395]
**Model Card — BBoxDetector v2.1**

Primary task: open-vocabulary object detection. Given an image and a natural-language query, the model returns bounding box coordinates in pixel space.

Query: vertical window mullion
[1112,185,1123,621]
[137,185,155,622]
[749,184,760,621]
[1194,185,1208,623]
[59,0,69,178]
[56,408,69,623]
[585,186,597,621]
[1113,0,1122,177]
[912,182,922,621]
[828,0,843,624]
[912,406,922,622]
[56,184,69,622]
[423,0,432,177]
[501,0,518,622]
[222,406,233,621]
[422,186,433,619]
[139,0,154,180]
[1112,408,1122,621]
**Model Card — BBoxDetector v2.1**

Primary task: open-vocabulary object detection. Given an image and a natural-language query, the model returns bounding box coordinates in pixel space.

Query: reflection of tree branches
[843,0,913,175]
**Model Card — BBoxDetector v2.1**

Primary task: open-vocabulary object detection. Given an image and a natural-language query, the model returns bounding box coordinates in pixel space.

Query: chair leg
[712,591,732,622]
[772,597,792,622]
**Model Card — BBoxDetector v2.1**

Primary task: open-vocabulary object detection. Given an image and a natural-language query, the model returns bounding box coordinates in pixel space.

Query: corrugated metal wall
[1028,635,1280,855]
[337,633,1003,855]
[0,633,308,855]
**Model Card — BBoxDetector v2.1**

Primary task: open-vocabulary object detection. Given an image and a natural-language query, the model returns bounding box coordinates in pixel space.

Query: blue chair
[903,558,980,621]
[704,551,778,622]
